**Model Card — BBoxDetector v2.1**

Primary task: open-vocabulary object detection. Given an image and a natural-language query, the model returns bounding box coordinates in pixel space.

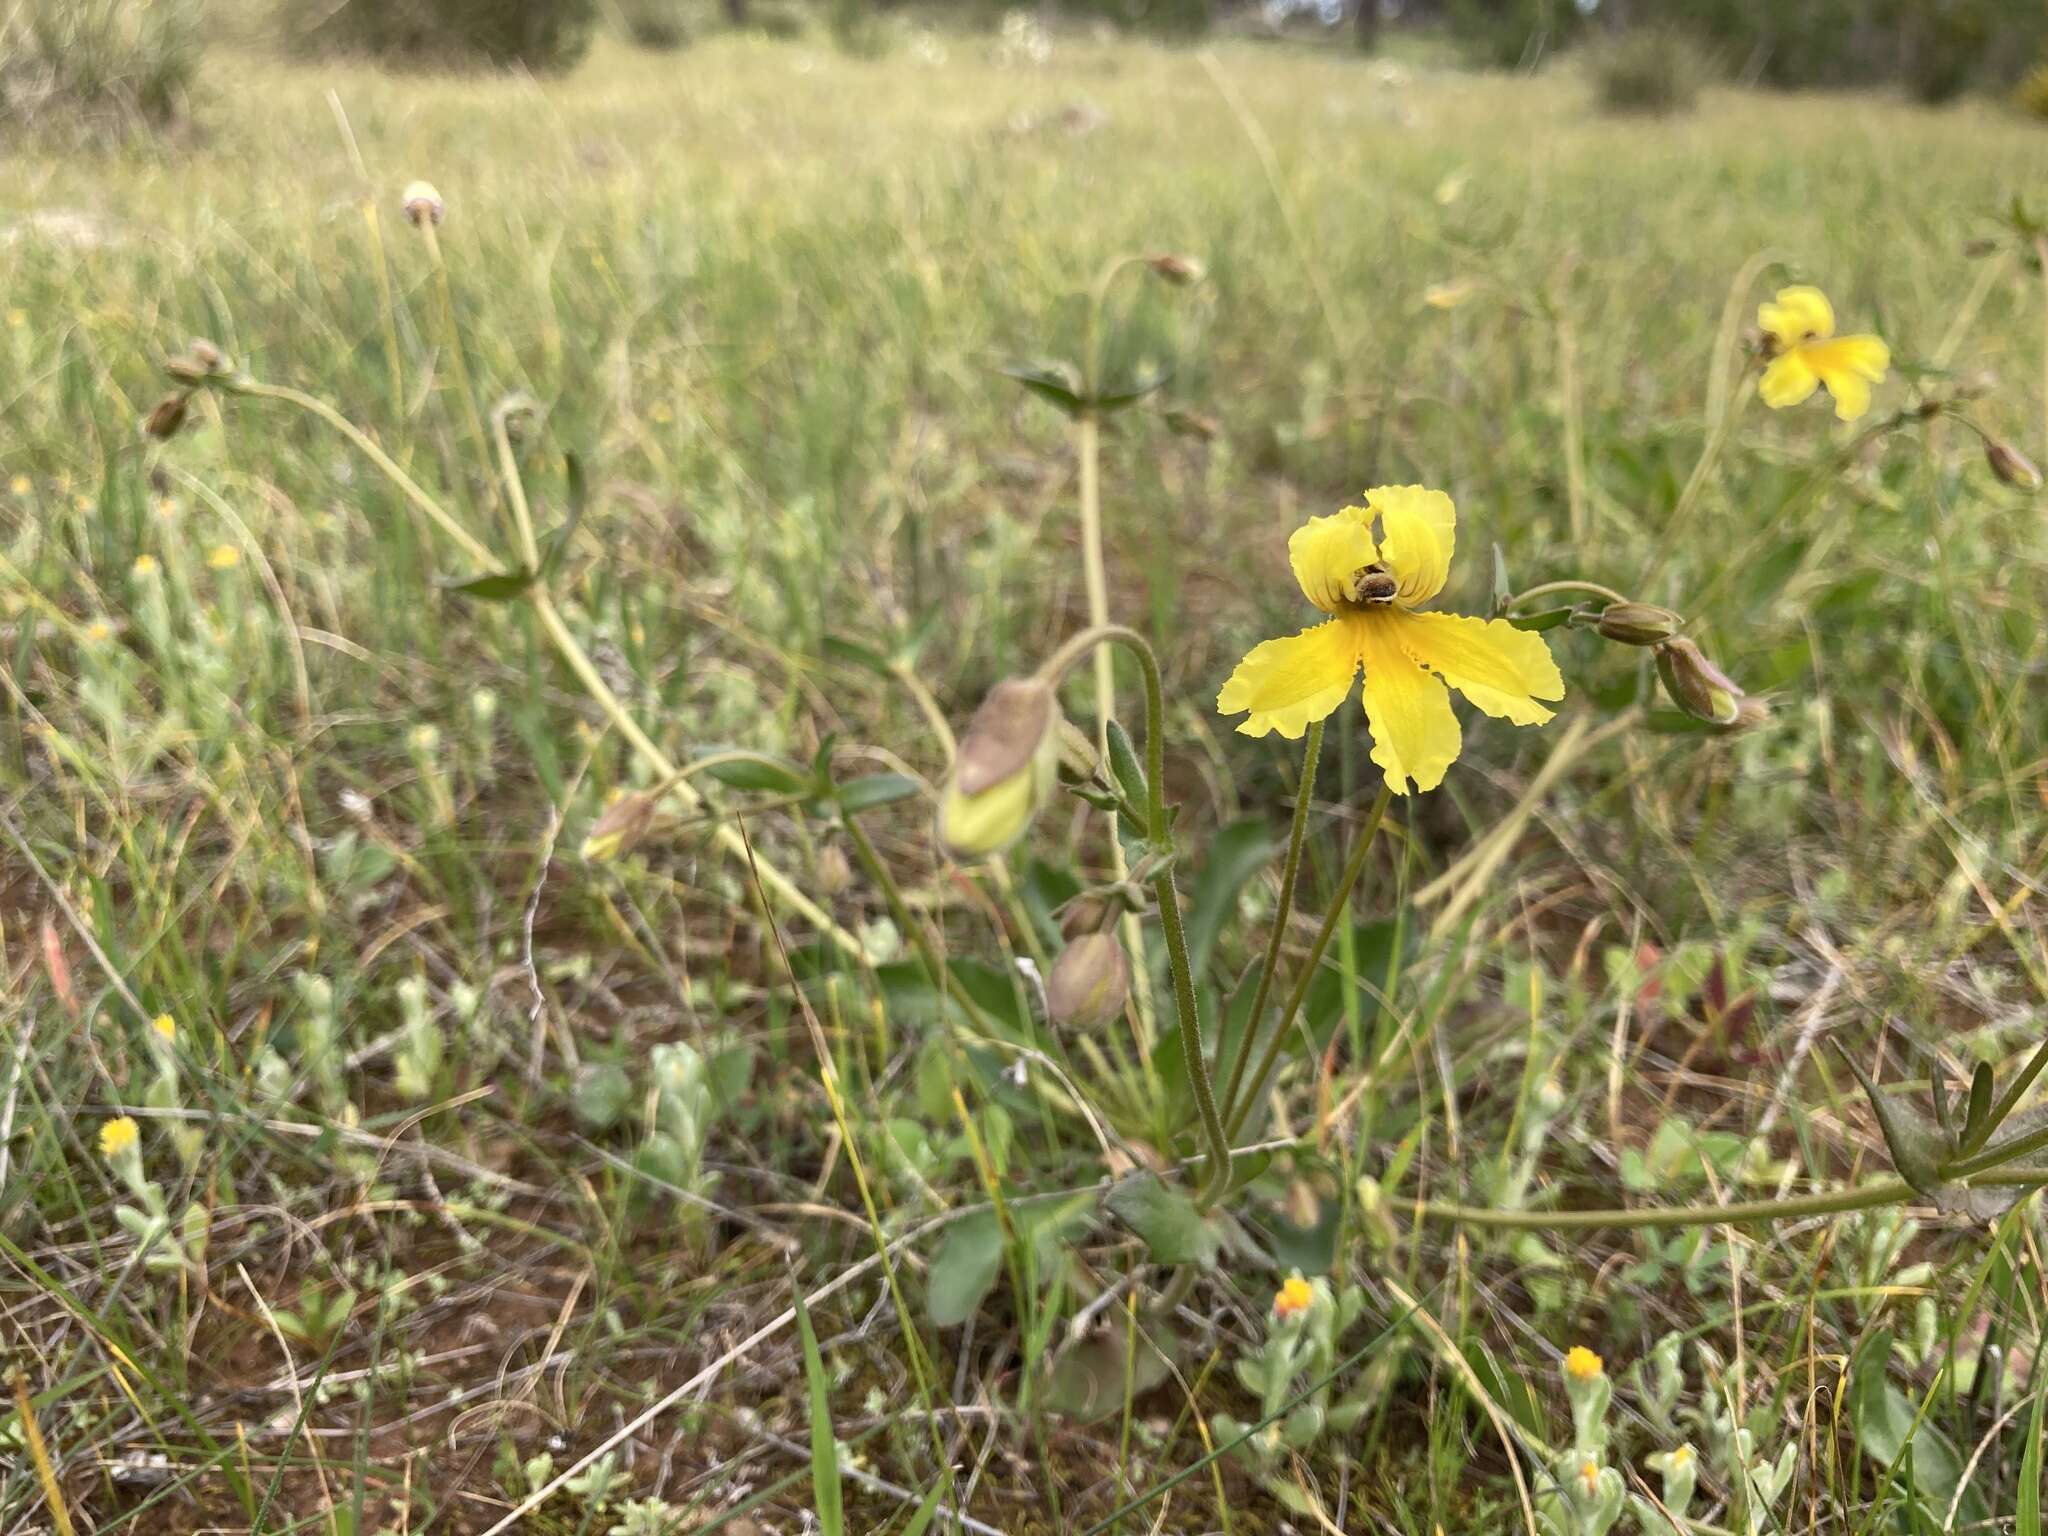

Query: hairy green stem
[1226,782,1394,1141]
[1220,718,1324,1121]
[1504,579,1631,611]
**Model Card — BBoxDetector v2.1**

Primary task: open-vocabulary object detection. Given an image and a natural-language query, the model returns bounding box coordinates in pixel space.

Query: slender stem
[1226,783,1394,1141]
[1639,365,1749,589]
[418,220,498,511]
[1962,1033,2048,1157]
[1414,1178,1921,1232]
[225,379,495,569]
[2036,235,2048,467]
[1947,1116,2048,1181]
[1040,623,1230,1207]
[1503,579,1630,611]
[1220,719,1323,1121]
[1156,866,1232,1212]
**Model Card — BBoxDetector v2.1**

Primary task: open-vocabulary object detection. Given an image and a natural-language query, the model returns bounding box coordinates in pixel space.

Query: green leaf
[836,774,921,814]
[927,1213,1005,1328]
[571,1063,632,1130]
[2019,1372,2044,1536]
[536,452,587,582]
[1102,1172,1219,1267]
[441,566,535,601]
[1183,818,1280,986]
[792,1279,843,1536]
[1961,1060,1996,1152]
[822,633,894,677]
[1462,1340,1549,1444]
[896,1476,950,1536]
[1258,1170,1342,1276]
[697,753,813,795]
[998,360,1087,417]
[1094,371,1169,413]
[1042,1318,1175,1422]
[1840,1050,1950,1196]
[1848,1328,1987,1528]
[1105,719,1148,812]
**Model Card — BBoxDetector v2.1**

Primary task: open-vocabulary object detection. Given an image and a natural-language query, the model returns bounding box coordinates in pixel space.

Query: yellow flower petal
[1217,618,1363,740]
[99,1115,140,1159]
[1803,334,1889,421]
[1367,484,1456,605]
[1287,507,1377,613]
[1758,350,1819,411]
[1423,278,1477,310]
[1758,285,1834,347]
[1386,609,1563,725]
[1358,613,1460,794]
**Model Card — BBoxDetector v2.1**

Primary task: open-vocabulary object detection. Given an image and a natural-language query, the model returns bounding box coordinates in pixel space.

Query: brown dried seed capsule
[402,180,445,227]
[1594,602,1682,647]
[1986,437,2043,491]
[1046,932,1130,1027]
[1145,253,1204,287]
[142,393,190,441]
[1655,637,1742,726]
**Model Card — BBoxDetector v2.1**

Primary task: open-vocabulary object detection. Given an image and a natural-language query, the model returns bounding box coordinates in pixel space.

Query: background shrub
[284,0,599,71]
[0,0,202,130]
[618,0,695,50]
[1588,25,1715,115]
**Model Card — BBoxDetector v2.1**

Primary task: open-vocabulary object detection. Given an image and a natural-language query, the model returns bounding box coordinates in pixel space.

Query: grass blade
[792,1276,843,1536]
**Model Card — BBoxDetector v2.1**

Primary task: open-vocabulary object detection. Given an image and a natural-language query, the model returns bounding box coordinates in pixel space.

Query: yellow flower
[132,554,159,577]
[6,308,24,328]
[1577,1458,1601,1496]
[151,1014,177,1042]
[83,620,113,645]
[206,544,241,570]
[99,1115,140,1159]
[1668,1444,1693,1468]
[1423,278,1477,310]
[1757,285,1889,422]
[1217,487,1564,794]
[1565,1345,1604,1382]
[1273,1273,1315,1319]
[8,474,29,497]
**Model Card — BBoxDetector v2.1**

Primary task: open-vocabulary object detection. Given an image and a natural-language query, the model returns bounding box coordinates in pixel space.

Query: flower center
[1341,564,1398,610]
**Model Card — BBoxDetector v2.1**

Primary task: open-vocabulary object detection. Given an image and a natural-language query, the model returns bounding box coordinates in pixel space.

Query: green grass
[3,24,2048,1534]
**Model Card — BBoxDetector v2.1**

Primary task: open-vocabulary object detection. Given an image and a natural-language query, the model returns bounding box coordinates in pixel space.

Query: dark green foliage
[285,0,598,71]
[1588,24,1716,114]
[1443,0,1592,70]
[1060,0,1215,42]
[619,0,694,50]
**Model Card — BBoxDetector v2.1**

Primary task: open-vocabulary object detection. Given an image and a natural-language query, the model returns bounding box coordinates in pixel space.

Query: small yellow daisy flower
[1577,1457,1602,1496]
[1565,1345,1604,1382]
[99,1115,140,1159]
[1217,487,1565,794]
[1272,1273,1315,1320]
[1668,1444,1693,1467]
[83,620,113,645]
[5,308,24,328]
[9,474,30,498]
[132,554,159,577]
[151,1014,177,1042]
[155,497,179,519]
[206,543,241,570]
[1757,285,1889,422]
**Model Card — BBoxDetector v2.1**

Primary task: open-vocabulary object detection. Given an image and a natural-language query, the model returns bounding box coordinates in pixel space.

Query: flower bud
[1593,602,1681,646]
[937,678,1059,858]
[1986,436,2043,490]
[815,843,853,896]
[1655,638,1742,726]
[142,393,190,441]
[581,789,657,864]
[1045,931,1129,1027]
[1057,892,1118,940]
[1145,253,1203,286]
[402,180,445,227]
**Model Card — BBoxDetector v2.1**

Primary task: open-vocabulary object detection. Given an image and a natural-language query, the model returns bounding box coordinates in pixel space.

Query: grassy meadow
[5,22,2048,1534]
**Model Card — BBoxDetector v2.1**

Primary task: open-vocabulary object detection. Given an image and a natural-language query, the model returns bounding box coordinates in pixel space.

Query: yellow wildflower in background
[8,474,29,498]
[151,1014,177,1043]
[6,308,24,328]
[1757,285,1889,421]
[1217,487,1564,794]
[83,620,113,645]
[132,554,159,577]
[1273,1273,1315,1319]
[100,1116,140,1159]
[1423,278,1477,310]
[1565,1345,1604,1381]
[207,544,242,570]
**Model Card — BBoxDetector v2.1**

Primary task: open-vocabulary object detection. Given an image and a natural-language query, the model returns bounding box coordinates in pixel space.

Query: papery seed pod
[1594,602,1682,647]
[402,180,445,227]
[1045,931,1130,1027]
[581,789,658,864]
[1986,436,2043,490]
[142,393,190,441]
[937,677,1059,858]
[1655,638,1742,726]
[1057,893,1118,940]
[1145,253,1204,286]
